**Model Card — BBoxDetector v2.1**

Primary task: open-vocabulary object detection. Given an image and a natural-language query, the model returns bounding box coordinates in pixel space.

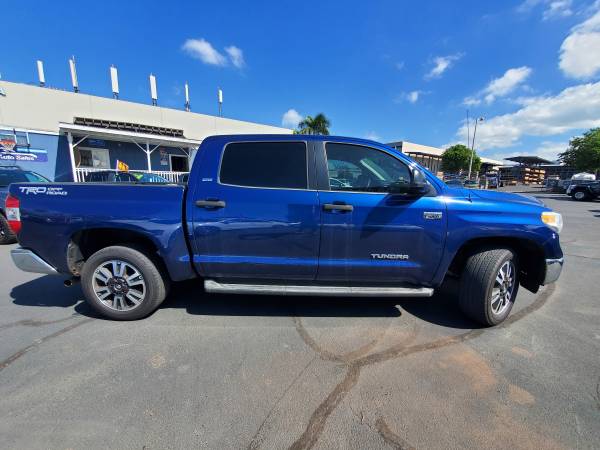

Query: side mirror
[388,181,429,197]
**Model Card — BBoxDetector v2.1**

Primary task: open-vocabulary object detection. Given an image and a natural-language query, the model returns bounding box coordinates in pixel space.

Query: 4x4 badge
[424,211,442,220]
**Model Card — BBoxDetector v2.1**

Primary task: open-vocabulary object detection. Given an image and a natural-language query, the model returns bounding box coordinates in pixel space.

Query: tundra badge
[423,211,443,220]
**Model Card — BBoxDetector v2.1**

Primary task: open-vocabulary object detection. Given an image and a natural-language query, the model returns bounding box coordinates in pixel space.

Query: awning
[58,122,202,148]
[505,156,552,165]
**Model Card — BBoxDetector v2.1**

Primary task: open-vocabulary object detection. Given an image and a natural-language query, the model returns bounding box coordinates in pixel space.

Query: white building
[0,80,291,182]
[387,140,505,175]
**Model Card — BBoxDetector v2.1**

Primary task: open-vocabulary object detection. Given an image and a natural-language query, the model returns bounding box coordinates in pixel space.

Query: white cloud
[425,53,463,79]
[454,81,600,149]
[395,62,405,70]
[365,131,381,141]
[282,109,303,128]
[182,38,227,66]
[395,90,424,104]
[543,0,573,19]
[463,66,533,105]
[559,10,600,79]
[225,46,245,68]
[517,0,573,19]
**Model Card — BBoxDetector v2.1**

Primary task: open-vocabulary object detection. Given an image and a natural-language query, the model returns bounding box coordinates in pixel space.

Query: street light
[468,116,484,180]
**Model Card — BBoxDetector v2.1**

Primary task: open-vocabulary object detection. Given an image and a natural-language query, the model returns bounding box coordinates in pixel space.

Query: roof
[0,80,291,140]
[59,122,202,147]
[505,156,553,165]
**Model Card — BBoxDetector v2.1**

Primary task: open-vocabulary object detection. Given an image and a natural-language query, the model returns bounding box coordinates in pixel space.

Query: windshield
[0,170,49,187]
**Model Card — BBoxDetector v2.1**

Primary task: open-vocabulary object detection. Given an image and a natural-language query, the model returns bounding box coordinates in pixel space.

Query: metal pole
[67,132,78,182]
[146,142,152,172]
[468,118,480,180]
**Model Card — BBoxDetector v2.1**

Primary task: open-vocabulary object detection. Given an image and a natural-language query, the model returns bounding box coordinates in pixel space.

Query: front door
[190,141,320,280]
[317,142,447,285]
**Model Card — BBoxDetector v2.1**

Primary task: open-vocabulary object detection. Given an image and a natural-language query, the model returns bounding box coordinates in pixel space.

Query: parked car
[7,135,563,326]
[463,180,479,189]
[130,172,170,183]
[567,181,600,201]
[445,179,463,188]
[0,165,49,244]
[85,171,138,183]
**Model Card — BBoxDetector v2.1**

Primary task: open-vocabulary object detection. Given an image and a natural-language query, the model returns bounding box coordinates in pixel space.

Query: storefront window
[77,147,110,168]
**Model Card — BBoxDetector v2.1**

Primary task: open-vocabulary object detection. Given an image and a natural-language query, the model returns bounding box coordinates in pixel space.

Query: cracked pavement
[0,190,599,449]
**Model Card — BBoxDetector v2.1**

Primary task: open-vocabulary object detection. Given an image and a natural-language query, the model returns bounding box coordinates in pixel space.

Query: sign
[160,149,169,166]
[0,138,16,151]
[116,160,129,172]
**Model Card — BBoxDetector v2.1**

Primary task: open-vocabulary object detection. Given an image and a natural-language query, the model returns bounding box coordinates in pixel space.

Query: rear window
[0,171,48,186]
[219,142,307,189]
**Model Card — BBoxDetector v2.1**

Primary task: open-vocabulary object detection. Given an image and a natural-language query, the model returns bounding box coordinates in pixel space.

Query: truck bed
[9,182,195,281]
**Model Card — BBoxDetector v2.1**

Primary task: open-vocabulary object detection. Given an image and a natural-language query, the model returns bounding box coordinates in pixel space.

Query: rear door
[316,141,447,285]
[190,140,321,280]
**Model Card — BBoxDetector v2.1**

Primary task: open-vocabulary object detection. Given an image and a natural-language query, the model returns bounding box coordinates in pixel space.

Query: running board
[204,280,434,297]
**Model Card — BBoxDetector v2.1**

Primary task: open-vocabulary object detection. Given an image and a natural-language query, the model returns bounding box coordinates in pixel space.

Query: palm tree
[296,113,331,135]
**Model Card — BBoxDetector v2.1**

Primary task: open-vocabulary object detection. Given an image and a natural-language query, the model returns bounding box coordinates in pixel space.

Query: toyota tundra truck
[6,135,564,326]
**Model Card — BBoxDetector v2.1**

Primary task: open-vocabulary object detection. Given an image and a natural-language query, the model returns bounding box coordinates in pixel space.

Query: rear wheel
[459,248,519,326]
[572,190,588,201]
[81,245,169,320]
[0,214,17,245]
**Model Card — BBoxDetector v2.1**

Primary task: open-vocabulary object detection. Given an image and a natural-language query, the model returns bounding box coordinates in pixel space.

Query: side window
[220,142,307,189]
[325,143,411,192]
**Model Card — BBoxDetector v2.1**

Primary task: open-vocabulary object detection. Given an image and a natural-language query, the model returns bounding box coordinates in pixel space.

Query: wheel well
[448,237,545,293]
[67,228,165,277]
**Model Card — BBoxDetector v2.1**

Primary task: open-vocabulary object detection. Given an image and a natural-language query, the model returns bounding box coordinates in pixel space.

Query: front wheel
[81,245,169,320]
[572,190,588,201]
[459,248,519,326]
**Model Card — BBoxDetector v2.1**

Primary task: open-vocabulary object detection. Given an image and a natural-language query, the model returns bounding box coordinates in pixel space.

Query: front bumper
[543,257,563,285]
[11,247,59,275]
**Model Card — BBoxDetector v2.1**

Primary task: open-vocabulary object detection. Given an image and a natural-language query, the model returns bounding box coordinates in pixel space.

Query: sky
[2,0,600,162]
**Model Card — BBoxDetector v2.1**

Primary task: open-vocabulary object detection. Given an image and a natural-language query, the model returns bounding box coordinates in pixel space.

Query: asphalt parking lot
[1,189,599,450]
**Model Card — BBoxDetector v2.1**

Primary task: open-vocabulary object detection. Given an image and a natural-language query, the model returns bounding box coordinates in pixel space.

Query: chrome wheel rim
[491,260,515,315]
[574,191,585,200]
[92,260,146,311]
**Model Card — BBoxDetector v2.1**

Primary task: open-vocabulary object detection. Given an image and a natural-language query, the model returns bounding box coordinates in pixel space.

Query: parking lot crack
[0,317,94,372]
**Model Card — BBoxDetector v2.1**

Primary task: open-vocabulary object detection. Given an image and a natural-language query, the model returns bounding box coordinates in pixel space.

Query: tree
[441,144,481,174]
[295,113,331,135]
[558,128,600,173]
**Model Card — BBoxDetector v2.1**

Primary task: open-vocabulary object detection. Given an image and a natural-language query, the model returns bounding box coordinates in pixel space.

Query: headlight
[541,211,563,234]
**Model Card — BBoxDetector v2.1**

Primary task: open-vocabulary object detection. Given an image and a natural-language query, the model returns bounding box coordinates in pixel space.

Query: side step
[204,280,434,297]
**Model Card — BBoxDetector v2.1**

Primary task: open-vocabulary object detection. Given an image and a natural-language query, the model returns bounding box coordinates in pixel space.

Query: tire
[459,248,519,326]
[572,190,588,201]
[0,214,17,245]
[81,245,169,320]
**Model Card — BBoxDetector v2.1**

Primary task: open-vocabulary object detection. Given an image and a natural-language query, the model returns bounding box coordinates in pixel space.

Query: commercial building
[386,140,505,175]
[0,80,291,182]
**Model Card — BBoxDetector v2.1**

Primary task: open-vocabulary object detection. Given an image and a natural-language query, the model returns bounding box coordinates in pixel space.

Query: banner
[116,160,129,172]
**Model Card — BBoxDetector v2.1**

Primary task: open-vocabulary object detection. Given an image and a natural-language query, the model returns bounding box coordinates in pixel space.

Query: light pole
[468,116,484,180]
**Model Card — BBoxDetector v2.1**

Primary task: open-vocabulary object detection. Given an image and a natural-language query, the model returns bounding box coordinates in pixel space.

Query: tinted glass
[220,142,307,189]
[325,143,411,192]
[0,171,48,186]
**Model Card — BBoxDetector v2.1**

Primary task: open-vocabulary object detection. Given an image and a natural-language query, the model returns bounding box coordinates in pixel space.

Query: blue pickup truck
[7,135,563,325]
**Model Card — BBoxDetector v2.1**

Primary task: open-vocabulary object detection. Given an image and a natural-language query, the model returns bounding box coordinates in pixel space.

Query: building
[0,80,291,182]
[386,140,505,175]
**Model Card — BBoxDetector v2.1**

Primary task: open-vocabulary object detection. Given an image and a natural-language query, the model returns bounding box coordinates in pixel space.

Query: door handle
[195,199,226,208]
[323,203,353,212]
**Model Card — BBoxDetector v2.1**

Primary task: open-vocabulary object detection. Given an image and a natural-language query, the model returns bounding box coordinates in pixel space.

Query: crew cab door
[189,140,320,280]
[316,142,447,285]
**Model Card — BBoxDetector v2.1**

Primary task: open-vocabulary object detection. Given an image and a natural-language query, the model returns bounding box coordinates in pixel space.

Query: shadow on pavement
[10,275,480,329]
[10,274,99,317]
